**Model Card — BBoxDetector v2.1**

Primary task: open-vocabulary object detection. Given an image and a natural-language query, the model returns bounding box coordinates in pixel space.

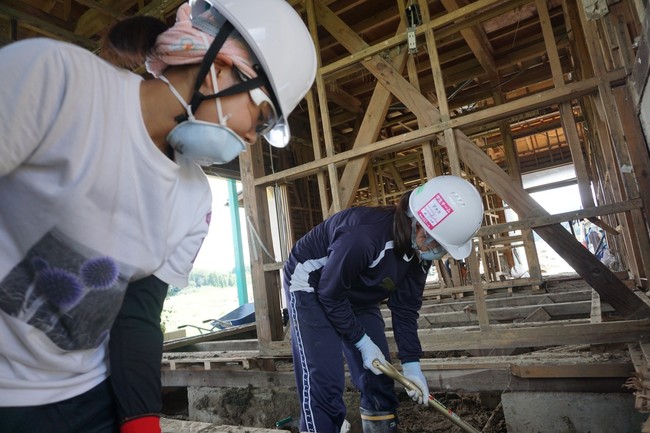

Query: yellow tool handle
[372,359,481,433]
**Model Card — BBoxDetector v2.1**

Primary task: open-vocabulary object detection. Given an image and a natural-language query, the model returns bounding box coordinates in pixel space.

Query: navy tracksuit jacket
[283,206,430,433]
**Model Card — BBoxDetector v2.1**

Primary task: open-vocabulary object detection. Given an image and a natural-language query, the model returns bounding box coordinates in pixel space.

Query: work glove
[402,361,429,405]
[354,334,386,375]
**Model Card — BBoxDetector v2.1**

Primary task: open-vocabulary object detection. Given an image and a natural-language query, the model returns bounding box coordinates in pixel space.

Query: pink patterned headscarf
[145,3,257,79]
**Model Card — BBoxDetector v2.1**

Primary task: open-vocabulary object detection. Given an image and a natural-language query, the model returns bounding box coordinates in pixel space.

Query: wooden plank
[522,306,552,322]
[408,300,614,328]
[163,324,257,351]
[510,363,632,378]
[162,351,632,393]
[424,277,544,297]
[417,320,650,351]
[417,290,594,314]
[162,368,298,388]
[263,319,650,356]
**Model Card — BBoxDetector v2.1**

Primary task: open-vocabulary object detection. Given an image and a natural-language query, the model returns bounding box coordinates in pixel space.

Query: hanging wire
[246,214,277,262]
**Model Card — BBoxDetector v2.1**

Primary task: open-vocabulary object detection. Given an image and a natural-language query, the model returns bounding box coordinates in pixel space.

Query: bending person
[283,176,483,433]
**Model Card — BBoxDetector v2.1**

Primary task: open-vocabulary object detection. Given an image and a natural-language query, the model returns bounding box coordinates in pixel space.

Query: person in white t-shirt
[0,1,316,432]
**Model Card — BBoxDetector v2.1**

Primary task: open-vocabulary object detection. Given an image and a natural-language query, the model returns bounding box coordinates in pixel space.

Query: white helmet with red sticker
[408,175,484,260]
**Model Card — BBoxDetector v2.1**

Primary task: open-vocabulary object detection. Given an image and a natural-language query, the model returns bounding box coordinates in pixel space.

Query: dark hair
[393,191,414,257]
[100,16,169,69]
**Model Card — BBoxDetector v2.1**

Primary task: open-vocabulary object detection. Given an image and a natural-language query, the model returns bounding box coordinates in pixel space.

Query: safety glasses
[232,66,278,135]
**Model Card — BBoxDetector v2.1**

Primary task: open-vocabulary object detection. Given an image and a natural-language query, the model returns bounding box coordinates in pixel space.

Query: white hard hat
[190,0,317,148]
[409,176,484,260]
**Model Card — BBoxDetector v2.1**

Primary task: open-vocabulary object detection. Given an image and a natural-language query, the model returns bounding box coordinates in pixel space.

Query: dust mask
[159,70,246,166]
[410,218,447,262]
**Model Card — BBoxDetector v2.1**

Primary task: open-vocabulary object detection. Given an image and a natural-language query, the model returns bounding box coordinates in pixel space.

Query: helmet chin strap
[182,19,278,125]
[173,20,234,124]
[199,33,231,127]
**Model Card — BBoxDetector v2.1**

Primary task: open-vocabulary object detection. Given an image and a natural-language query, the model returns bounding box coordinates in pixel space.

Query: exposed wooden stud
[239,142,283,353]
[305,0,332,218]
[468,241,490,330]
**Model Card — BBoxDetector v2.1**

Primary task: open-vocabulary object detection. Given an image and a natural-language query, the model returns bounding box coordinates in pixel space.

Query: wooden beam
[312,1,342,213]
[162,324,257,351]
[304,1,330,218]
[440,0,498,79]
[239,140,283,353]
[264,318,650,356]
[0,4,97,50]
[476,198,642,236]
[74,0,126,20]
[326,87,363,113]
[417,319,650,351]
[403,300,615,328]
[253,71,626,187]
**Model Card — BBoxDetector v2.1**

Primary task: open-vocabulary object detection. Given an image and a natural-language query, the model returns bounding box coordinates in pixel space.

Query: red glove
[121,416,161,433]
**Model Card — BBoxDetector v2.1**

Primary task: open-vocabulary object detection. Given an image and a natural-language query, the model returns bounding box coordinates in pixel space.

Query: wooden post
[239,143,284,353]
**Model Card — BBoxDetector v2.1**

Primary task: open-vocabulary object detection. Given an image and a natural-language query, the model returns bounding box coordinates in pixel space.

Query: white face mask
[410,219,447,262]
[418,242,447,261]
[159,70,246,167]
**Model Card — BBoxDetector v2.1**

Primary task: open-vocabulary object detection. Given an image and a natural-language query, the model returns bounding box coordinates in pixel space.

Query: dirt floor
[163,387,506,433]
[395,392,506,433]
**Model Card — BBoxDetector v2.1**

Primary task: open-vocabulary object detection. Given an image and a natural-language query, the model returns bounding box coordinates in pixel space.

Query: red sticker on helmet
[416,193,454,230]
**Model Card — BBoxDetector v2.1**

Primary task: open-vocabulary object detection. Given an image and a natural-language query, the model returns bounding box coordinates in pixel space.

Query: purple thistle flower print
[38,268,84,311]
[30,257,50,273]
[80,257,118,290]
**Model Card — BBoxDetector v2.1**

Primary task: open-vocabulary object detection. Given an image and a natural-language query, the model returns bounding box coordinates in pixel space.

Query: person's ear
[200,60,231,94]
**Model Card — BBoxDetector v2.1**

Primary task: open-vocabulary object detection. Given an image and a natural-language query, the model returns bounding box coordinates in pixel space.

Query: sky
[193,176,251,273]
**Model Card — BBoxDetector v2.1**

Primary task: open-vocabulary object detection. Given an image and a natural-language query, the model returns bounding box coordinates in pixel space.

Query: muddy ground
[394,391,505,433]
[163,387,506,432]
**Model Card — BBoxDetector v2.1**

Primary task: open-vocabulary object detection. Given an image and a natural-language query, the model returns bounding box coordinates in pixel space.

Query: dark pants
[289,290,398,433]
[0,378,119,433]
[109,275,168,424]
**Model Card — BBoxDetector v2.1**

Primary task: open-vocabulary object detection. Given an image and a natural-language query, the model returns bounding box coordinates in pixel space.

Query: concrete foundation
[188,386,362,431]
[161,418,282,433]
[502,392,648,433]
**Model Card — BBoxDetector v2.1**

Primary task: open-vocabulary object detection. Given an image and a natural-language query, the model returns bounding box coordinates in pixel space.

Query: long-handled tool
[372,359,481,433]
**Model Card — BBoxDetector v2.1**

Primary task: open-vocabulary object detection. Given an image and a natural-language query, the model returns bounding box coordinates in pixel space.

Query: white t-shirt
[0,38,212,406]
